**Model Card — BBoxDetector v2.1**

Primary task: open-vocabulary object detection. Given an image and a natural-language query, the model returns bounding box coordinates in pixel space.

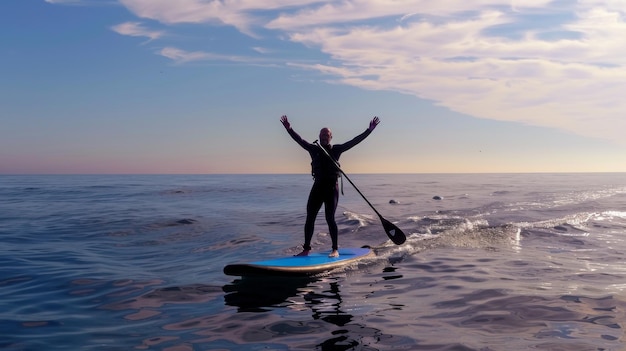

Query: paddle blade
[380,217,406,245]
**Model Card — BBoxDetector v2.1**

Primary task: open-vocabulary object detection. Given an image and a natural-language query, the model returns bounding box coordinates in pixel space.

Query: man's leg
[298,183,323,256]
[325,182,340,257]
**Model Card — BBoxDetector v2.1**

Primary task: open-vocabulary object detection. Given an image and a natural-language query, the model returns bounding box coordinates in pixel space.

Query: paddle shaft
[313,140,406,245]
[313,141,384,220]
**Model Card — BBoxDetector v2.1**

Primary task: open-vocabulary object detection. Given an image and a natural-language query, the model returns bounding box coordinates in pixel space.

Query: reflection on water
[220,275,414,351]
[57,251,626,351]
[94,275,394,350]
[223,276,367,349]
[223,277,315,312]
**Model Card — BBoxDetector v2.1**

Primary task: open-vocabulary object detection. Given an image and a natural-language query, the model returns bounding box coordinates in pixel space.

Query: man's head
[319,128,332,146]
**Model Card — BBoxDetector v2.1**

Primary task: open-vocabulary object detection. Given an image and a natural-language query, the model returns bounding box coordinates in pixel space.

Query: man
[280,115,380,257]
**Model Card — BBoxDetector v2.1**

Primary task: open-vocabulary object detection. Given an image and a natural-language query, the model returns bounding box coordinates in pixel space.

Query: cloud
[277,2,626,144]
[158,47,215,63]
[116,0,261,36]
[45,0,82,3]
[266,1,553,30]
[282,7,626,143]
[158,47,279,66]
[252,47,273,54]
[59,0,626,144]
[111,22,165,42]
[45,0,118,5]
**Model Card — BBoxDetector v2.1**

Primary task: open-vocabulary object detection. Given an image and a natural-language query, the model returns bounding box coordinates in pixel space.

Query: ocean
[1,173,625,351]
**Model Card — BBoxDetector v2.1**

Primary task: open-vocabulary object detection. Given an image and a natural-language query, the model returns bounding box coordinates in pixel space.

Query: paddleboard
[223,247,374,277]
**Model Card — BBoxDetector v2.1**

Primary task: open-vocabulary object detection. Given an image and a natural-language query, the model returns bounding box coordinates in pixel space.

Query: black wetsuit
[286,127,372,251]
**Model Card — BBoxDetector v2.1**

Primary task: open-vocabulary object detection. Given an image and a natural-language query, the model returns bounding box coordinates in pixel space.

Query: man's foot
[328,250,339,258]
[295,250,310,257]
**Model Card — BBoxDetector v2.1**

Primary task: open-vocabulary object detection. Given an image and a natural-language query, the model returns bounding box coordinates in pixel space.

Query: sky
[2,0,626,174]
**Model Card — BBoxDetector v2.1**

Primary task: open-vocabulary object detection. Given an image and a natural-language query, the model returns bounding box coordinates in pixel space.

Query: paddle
[314,141,406,245]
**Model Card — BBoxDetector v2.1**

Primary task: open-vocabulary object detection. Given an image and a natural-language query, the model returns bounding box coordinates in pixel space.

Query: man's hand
[368,116,380,131]
[280,115,291,130]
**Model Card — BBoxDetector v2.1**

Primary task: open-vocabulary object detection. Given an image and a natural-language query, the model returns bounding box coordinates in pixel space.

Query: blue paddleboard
[223,247,374,277]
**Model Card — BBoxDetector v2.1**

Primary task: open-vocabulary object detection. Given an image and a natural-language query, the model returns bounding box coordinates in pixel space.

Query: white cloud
[45,0,82,3]
[266,1,553,30]
[115,0,341,35]
[45,0,118,5]
[111,22,165,42]
[71,0,626,144]
[252,47,273,54]
[159,47,214,63]
[277,2,626,144]
[118,0,235,24]
[282,7,626,142]
[158,47,279,65]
